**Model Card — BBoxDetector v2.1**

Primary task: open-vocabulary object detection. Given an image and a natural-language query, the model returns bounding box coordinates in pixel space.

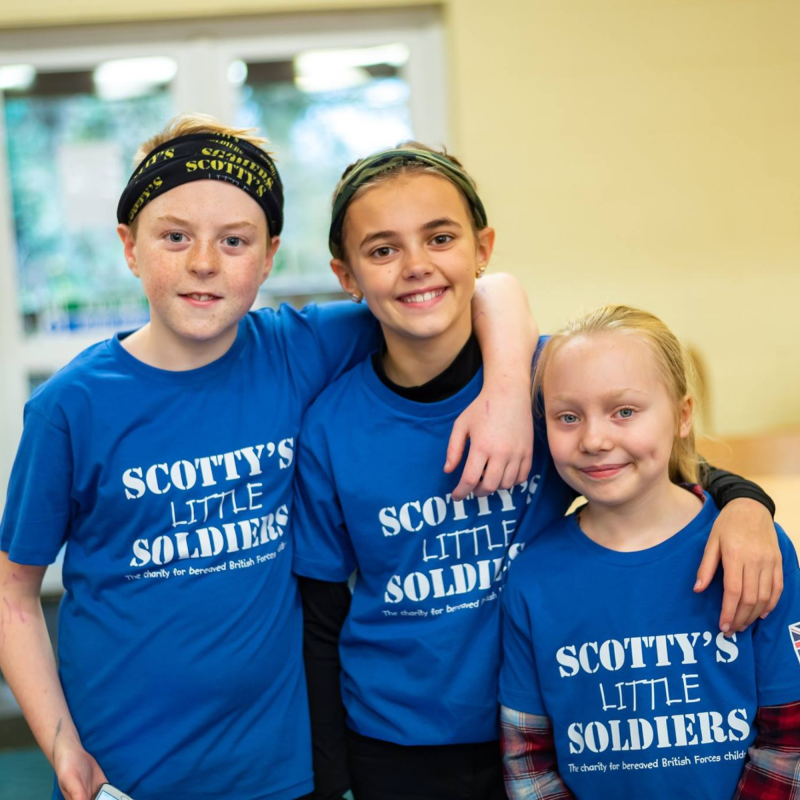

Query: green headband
[328,148,488,259]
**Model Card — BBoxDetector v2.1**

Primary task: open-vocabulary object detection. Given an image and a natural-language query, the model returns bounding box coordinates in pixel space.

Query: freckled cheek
[140,276,169,303]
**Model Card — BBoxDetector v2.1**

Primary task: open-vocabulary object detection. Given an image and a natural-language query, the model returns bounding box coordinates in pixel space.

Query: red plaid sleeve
[500,705,576,799]
[734,700,800,800]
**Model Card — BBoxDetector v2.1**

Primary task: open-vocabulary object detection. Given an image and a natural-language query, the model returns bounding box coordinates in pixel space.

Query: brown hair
[331,141,483,261]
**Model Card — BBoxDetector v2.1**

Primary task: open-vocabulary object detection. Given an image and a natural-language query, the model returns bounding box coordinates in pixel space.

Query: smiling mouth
[398,288,447,304]
[579,464,629,479]
[181,293,220,302]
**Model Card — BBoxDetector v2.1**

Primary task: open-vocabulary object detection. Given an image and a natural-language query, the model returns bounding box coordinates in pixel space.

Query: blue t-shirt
[292,352,574,746]
[500,494,800,799]
[0,303,378,800]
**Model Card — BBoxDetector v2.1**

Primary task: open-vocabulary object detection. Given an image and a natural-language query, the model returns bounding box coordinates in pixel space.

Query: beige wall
[447,0,800,437]
[2,0,799,436]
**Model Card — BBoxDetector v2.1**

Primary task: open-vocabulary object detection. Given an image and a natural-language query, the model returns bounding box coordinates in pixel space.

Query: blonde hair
[126,113,274,237]
[533,305,699,484]
[131,112,272,168]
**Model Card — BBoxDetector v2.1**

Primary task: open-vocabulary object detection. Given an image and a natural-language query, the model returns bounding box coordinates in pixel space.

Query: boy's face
[117,180,277,365]
[331,173,493,356]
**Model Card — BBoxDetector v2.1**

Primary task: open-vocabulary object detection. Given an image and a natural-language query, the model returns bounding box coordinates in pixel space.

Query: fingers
[715,547,783,633]
[694,534,721,594]
[451,453,529,501]
[444,420,469,475]
[501,460,523,494]
[718,567,742,635]
[473,458,520,498]
[729,563,768,632]
[763,563,784,618]
[515,452,533,486]
[451,447,488,501]
[472,457,506,498]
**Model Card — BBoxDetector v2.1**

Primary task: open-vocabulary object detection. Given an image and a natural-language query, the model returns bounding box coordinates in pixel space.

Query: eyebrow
[155,214,258,231]
[549,388,648,403]
[359,217,463,249]
[155,214,191,226]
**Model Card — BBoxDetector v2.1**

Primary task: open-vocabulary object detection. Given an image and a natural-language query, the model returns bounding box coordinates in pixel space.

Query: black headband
[117,132,283,235]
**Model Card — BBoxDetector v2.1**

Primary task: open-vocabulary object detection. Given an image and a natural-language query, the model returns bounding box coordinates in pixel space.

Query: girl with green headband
[293,142,568,799]
[292,142,782,800]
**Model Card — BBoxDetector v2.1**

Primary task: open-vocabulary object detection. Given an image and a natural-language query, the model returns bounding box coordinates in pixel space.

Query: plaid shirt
[734,700,800,799]
[500,706,575,799]
[501,702,800,800]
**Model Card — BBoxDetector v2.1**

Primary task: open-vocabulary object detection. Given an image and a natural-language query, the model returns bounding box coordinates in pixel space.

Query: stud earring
[348,292,363,303]
[476,265,487,279]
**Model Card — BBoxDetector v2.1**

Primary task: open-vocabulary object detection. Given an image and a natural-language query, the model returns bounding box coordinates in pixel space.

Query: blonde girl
[500,305,800,799]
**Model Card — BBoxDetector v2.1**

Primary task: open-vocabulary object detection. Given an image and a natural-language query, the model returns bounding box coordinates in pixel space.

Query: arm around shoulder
[447,273,538,499]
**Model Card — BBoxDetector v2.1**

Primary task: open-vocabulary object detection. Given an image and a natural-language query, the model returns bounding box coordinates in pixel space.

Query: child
[293,143,575,800]
[0,115,540,800]
[500,305,800,799]
[292,149,783,800]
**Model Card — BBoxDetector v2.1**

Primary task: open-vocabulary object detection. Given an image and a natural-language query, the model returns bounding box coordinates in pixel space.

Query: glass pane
[235,45,414,293]
[3,64,174,335]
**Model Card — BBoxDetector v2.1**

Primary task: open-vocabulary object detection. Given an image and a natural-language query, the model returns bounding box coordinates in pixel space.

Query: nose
[188,240,220,277]
[401,244,434,280]
[579,418,612,454]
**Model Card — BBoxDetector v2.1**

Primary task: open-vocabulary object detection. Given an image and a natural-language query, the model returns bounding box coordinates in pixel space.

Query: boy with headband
[0,115,539,800]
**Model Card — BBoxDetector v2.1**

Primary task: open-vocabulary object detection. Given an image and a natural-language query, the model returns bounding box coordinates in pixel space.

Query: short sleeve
[753,526,800,706]
[292,414,357,583]
[282,302,381,406]
[0,405,73,565]
[500,573,547,715]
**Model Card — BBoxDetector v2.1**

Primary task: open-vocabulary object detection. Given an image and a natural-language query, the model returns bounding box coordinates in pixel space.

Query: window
[0,8,447,516]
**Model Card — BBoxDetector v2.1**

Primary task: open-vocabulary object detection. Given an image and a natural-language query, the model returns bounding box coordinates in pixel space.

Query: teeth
[190,294,215,301]
[401,289,444,303]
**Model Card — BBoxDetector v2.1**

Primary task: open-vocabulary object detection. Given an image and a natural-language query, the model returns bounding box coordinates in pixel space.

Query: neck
[121,322,237,371]
[579,476,702,552]
[382,320,472,387]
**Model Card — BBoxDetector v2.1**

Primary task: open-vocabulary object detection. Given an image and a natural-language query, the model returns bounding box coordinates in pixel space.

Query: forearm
[471,273,537,389]
[701,463,775,517]
[500,705,575,799]
[734,700,800,799]
[0,555,81,766]
[299,576,352,798]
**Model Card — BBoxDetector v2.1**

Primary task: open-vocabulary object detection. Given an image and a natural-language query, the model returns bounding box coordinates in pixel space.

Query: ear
[330,258,361,297]
[260,236,280,286]
[117,224,141,278]
[678,394,694,439]
[475,226,496,273]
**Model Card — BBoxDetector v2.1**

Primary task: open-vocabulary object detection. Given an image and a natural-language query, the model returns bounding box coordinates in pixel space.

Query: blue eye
[167,232,185,243]
[225,236,242,247]
[560,413,579,424]
[618,408,635,419]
